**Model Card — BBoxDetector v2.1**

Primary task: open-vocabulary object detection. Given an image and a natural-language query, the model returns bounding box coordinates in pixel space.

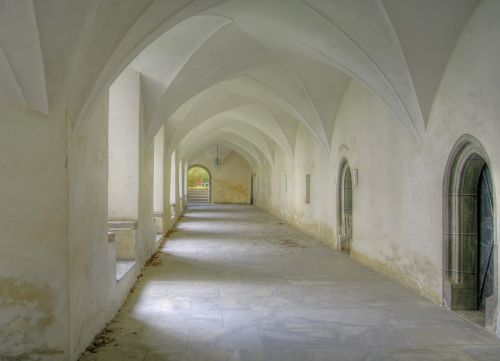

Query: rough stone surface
[80,205,500,361]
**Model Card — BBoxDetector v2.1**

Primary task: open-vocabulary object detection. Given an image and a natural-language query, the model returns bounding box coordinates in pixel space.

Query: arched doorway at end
[187,165,212,205]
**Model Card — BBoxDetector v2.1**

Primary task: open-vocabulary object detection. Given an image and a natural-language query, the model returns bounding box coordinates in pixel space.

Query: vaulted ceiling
[0,0,479,166]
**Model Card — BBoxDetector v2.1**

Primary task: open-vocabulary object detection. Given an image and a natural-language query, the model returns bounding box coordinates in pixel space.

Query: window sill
[116,260,136,281]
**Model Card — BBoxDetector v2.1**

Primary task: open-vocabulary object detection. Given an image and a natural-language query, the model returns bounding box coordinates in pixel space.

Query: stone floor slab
[79,205,500,361]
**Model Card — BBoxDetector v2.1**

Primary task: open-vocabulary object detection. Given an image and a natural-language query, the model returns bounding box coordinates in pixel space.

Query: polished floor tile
[80,205,500,361]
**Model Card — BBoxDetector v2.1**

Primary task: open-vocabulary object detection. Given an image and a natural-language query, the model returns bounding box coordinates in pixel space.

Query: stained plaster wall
[254,0,500,335]
[0,97,69,360]
[190,152,252,204]
[67,75,167,358]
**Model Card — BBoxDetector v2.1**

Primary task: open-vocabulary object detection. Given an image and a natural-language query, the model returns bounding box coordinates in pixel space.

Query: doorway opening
[187,165,211,205]
[443,135,497,330]
[108,70,139,280]
[337,159,353,254]
[250,174,255,205]
[153,126,164,242]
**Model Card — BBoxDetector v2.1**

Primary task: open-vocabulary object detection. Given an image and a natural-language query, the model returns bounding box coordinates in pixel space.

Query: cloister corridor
[80,205,500,361]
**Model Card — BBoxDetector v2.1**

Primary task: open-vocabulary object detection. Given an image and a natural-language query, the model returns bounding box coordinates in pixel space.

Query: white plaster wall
[0,97,69,360]
[331,80,439,297]
[67,86,158,359]
[137,111,157,263]
[255,0,500,320]
[162,139,173,228]
[162,143,186,231]
[108,69,140,221]
[178,160,184,209]
[153,126,164,214]
[255,126,336,245]
[69,93,129,359]
[169,151,176,206]
[256,75,455,304]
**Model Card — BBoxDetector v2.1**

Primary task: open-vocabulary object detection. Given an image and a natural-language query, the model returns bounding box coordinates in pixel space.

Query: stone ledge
[116,260,136,281]
[108,220,138,231]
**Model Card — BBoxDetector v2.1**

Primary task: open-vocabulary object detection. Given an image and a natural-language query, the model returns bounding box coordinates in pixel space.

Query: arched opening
[443,135,497,330]
[169,150,177,219]
[108,69,140,280]
[187,165,211,205]
[153,126,164,241]
[337,159,353,254]
[178,160,184,210]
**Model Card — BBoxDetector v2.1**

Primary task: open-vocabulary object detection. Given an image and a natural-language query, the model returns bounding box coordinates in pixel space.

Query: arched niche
[337,158,353,254]
[443,135,497,331]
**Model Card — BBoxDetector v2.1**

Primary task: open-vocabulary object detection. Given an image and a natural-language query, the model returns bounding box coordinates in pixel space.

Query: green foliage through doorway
[188,167,209,188]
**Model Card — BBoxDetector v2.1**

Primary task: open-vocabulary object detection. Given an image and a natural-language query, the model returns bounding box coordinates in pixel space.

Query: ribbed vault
[0,0,479,162]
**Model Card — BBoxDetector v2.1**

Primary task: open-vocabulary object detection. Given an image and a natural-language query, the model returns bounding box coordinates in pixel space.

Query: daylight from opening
[188,167,209,189]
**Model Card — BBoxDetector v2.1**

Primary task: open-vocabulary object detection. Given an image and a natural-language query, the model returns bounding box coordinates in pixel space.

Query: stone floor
[80,205,500,361]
